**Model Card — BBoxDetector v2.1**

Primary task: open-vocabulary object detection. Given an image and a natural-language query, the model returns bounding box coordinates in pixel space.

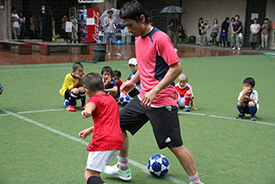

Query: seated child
[112,70,123,101]
[78,72,123,184]
[0,82,3,95]
[101,66,117,98]
[236,77,259,121]
[59,62,86,112]
[127,58,140,97]
[175,74,197,111]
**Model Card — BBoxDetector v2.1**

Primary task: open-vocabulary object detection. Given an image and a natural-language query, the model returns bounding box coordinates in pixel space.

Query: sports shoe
[103,164,131,181]
[232,47,236,50]
[238,47,241,51]
[235,113,244,119]
[66,105,76,112]
[184,105,191,112]
[64,99,70,107]
[190,182,204,184]
[116,52,122,56]
[250,115,257,121]
[81,104,86,110]
[174,48,178,52]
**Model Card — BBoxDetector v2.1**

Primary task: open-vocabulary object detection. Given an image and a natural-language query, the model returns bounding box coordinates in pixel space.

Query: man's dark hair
[73,62,83,71]
[119,0,149,24]
[243,77,255,87]
[107,9,113,14]
[101,66,113,75]
[83,72,104,91]
[112,70,121,78]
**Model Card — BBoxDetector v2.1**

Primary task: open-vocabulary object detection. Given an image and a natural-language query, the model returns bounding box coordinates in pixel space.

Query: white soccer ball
[147,154,170,177]
[118,93,131,106]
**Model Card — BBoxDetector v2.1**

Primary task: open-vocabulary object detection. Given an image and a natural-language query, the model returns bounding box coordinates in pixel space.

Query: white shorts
[86,150,120,172]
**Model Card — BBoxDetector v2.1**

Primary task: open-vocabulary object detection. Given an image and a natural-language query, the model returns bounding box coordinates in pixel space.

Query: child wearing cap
[127,58,140,97]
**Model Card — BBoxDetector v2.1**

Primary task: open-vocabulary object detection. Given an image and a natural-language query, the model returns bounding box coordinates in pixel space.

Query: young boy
[175,74,197,111]
[127,58,140,97]
[101,66,117,98]
[59,62,86,112]
[112,70,123,101]
[236,77,259,121]
[78,72,123,184]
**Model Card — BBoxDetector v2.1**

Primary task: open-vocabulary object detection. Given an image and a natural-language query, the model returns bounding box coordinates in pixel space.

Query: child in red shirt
[78,72,123,184]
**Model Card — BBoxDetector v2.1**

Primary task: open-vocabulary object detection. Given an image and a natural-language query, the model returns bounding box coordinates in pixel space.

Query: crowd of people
[198,15,273,50]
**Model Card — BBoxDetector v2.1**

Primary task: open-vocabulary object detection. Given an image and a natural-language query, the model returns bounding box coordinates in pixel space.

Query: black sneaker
[250,115,257,121]
[235,113,244,119]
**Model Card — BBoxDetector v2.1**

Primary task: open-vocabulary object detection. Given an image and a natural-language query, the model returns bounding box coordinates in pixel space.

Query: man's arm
[141,62,182,109]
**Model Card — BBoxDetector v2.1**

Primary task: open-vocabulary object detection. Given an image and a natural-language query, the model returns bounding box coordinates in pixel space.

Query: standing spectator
[19,12,26,39]
[210,18,220,47]
[168,14,179,51]
[61,15,68,40]
[249,18,260,50]
[30,14,38,39]
[103,10,120,56]
[230,17,235,48]
[70,15,78,43]
[232,15,242,51]
[219,17,230,47]
[11,7,20,39]
[261,18,270,50]
[198,17,205,45]
[178,25,185,42]
[52,17,56,38]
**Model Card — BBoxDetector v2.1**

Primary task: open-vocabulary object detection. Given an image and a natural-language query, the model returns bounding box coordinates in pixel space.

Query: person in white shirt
[236,77,259,121]
[249,18,261,49]
[11,7,20,39]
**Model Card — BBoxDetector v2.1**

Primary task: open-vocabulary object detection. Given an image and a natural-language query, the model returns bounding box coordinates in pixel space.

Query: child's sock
[248,105,257,116]
[236,104,244,115]
[87,176,105,184]
[118,156,129,171]
[184,93,192,106]
[69,92,77,106]
[80,92,86,105]
[189,172,201,184]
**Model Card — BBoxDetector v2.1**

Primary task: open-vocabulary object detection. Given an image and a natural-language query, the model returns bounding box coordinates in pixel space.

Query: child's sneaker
[64,99,70,107]
[250,115,257,121]
[184,105,191,112]
[235,113,244,119]
[81,104,86,110]
[66,105,76,112]
[190,182,204,184]
[103,163,131,181]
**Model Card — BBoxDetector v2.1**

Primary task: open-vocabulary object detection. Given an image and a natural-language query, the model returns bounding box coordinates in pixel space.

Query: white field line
[178,111,206,116]
[0,108,187,184]
[17,108,65,114]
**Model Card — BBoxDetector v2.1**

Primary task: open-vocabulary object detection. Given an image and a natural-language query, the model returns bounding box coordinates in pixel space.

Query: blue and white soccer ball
[147,154,170,177]
[118,93,131,106]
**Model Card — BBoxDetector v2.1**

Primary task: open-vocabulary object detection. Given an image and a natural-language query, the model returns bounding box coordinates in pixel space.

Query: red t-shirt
[116,80,123,93]
[86,94,123,151]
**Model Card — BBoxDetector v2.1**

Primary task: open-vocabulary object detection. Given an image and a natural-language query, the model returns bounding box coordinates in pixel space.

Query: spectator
[11,7,20,39]
[219,17,230,47]
[61,15,69,40]
[30,14,38,39]
[261,18,270,50]
[52,17,56,38]
[168,14,179,51]
[249,18,260,50]
[210,18,220,46]
[230,17,235,48]
[178,25,185,42]
[232,15,242,51]
[70,15,78,43]
[19,12,26,39]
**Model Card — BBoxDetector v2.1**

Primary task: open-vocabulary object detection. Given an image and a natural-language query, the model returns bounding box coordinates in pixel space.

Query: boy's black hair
[83,72,103,91]
[119,0,149,24]
[112,70,121,78]
[243,77,255,87]
[107,9,113,14]
[101,66,113,75]
[73,62,83,71]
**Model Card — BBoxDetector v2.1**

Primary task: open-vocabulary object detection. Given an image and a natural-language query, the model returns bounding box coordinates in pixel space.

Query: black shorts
[120,97,183,149]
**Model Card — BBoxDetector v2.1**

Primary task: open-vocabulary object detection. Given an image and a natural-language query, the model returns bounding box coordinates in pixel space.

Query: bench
[0,40,32,55]
[40,43,90,55]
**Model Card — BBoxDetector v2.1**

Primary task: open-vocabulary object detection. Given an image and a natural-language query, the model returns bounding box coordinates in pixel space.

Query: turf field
[0,55,274,184]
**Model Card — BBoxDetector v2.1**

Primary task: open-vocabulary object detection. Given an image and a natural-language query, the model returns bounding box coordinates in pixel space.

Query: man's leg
[169,145,202,184]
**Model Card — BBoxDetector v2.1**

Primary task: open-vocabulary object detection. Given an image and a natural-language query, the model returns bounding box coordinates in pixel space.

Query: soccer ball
[147,154,170,177]
[118,93,131,106]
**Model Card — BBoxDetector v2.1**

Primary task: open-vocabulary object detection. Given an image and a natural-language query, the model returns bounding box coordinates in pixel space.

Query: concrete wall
[0,0,12,40]
[266,0,275,48]
[181,0,247,44]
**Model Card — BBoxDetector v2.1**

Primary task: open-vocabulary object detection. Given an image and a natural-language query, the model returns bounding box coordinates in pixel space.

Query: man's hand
[121,80,135,95]
[140,89,158,109]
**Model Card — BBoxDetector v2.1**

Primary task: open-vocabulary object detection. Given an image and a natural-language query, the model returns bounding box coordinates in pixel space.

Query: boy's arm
[81,102,96,119]
[79,126,94,139]
[104,86,118,93]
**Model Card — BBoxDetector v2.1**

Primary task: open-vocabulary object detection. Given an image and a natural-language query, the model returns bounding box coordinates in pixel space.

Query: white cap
[128,58,137,66]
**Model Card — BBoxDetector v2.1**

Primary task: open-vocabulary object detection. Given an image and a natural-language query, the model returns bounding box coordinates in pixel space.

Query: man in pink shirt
[104,1,203,184]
